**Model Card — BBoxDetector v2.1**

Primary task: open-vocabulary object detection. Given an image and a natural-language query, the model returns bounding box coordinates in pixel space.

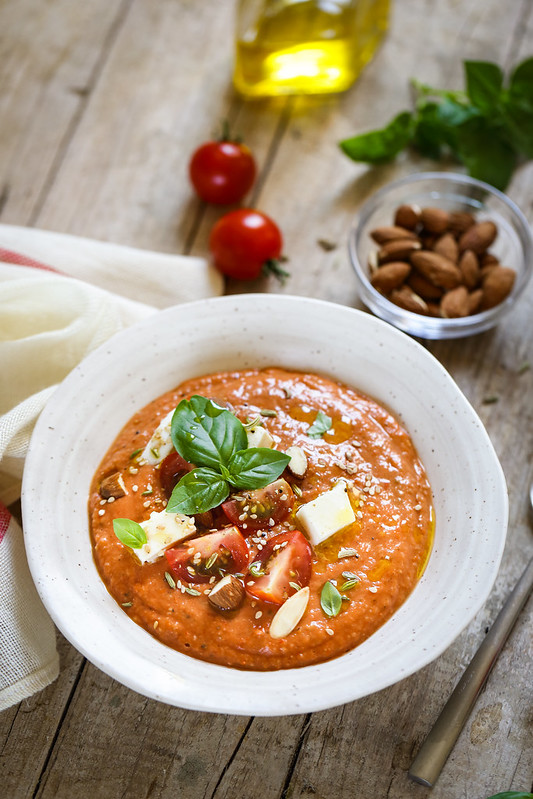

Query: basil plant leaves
[166,396,289,515]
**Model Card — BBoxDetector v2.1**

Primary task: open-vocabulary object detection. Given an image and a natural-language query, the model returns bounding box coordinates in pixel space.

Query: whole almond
[421,207,449,234]
[378,238,422,263]
[371,261,411,292]
[481,253,499,266]
[407,271,444,300]
[468,289,483,315]
[459,221,497,254]
[389,286,429,314]
[370,225,418,244]
[426,301,442,317]
[480,266,516,309]
[458,250,480,290]
[411,251,462,289]
[448,211,476,235]
[440,286,470,318]
[208,575,245,612]
[434,232,459,263]
[480,262,499,280]
[394,203,421,230]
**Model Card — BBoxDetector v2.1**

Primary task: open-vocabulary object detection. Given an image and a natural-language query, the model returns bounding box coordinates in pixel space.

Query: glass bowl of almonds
[348,172,532,339]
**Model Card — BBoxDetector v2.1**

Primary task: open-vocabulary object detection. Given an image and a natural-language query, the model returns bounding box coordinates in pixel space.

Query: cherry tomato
[209,209,287,281]
[222,479,295,532]
[165,526,249,584]
[158,450,194,497]
[245,530,312,605]
[189,140,256,204]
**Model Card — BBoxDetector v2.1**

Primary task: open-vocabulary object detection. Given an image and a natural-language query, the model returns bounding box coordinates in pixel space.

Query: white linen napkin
[0,224,223,711]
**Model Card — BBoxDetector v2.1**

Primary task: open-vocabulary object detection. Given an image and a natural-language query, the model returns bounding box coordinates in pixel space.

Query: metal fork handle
[409,555,533,787]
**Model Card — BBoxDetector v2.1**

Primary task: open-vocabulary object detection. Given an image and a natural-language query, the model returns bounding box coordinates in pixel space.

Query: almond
[433,232,459,263]
[468,289,483,315]
[269,586,310,639]
[407,271,444,300]
[480,266,516,310]
[458,250,480,290]
[371,261,411,293]
[207,575,245,612]
[410,251,462,289]
[99,472,127,499]
[459,221,497,254]
[394,204,421,230]
[481,253,499,267]
[378,238,421,263]
[285,445,308,478]
[448,211,476,235]
[421,207,449,234]
[370,225,418,244]
[440,286,470,318]
[389,286,429,314]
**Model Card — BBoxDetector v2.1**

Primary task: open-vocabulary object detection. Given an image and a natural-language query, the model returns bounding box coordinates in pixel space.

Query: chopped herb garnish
[141,489,153,496]
[205,552,218,570]
[292,483,303,498]
[306,410,332,439]
[129,448,142,459]
[243,416,264,431]
[320,581,342,617]
[184,586,201,596]
[121,601,133,607]
[340,578,359,591]
[289,581,302,591]
[260,408,277,417]
[150,447,160,458]
[249,560,266,577]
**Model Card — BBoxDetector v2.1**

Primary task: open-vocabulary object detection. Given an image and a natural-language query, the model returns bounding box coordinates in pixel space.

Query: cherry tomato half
[209,209,287,281]
[189,141,256,204]
[222,478,295,532]
[245,530,312,605]
[158,450,194,498]
[165,526,249,584]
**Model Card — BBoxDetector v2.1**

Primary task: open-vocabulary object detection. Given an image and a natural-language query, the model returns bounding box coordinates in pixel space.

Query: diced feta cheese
[134,509,196,564]
[295,480,355,547]
[246,425,275,449]
[138,410,175,465]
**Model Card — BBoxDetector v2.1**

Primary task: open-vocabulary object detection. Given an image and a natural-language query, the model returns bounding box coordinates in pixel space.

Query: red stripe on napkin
[0,248,62,274]
[0,502,11,544]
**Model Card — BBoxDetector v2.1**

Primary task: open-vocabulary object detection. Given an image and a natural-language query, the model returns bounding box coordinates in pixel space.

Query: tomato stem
[263,259,290,285]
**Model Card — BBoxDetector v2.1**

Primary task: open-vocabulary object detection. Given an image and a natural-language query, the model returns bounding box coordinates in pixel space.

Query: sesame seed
[107,496,115,503]
[356,510,363,519]
[129,466,139,475]
[326,629,334,636]
[99,499,106,506]
[98,509,105,516]
[153,621,158,629]
[255,611,262,619]
[368,586,378,593]
[143,500,151,508]
[414,504,422,511]
[132,485,138,492]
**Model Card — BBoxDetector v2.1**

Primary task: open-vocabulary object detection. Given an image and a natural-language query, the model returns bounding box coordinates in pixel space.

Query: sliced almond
[269,586,310,639]
[99,472,127,499]
[285,445,308,478]
[207,575,244,612]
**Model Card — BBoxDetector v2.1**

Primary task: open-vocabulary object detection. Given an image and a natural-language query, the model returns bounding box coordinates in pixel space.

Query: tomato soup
[89,368,433,670]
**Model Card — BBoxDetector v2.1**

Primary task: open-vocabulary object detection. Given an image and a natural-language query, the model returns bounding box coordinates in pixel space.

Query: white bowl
[22,294,507,715]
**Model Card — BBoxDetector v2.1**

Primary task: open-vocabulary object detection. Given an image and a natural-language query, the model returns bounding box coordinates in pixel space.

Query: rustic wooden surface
[1,1,532,797]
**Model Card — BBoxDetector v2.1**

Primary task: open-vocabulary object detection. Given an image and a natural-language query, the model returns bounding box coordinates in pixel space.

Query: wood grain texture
[1,0,532,796]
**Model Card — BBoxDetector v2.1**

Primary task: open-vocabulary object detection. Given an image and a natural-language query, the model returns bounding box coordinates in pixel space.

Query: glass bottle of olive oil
[233,0,390,98]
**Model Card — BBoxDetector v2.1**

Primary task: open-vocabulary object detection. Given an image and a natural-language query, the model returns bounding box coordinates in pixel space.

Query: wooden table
[1,1,532,796]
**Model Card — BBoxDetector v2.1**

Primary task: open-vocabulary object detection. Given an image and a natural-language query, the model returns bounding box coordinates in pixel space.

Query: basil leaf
[508,56,533,103]
[503,59,533,158]
[485,793,533,799]
[464,60,503,113]
[320,581,342,618]
[171,395,247,469]
[166,467,230,514]
[455,117,517,191]
[306,410,332,439]
[339,111,414,164]
[227,447,290,490]
[113,518,147,549]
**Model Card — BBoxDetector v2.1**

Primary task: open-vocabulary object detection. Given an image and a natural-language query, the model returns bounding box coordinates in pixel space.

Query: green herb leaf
[339,111,414,164]
[306,410,332,439]
[227,447,290,489]
[485,793,533,799]
[166,467,230,515]
[464,60,503,113]
[320,581,342,617]
[171,395,247,470]
[340,578,359,591]
[112,518,147,549]
[454,116,517,190]
[503,58,533,158]
[249,560,266,577]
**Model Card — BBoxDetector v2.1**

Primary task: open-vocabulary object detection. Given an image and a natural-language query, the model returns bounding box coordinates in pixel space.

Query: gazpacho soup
[89,368,433,670]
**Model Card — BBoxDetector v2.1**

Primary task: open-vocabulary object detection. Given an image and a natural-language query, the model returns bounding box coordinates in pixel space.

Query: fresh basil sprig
[339,57,533,190]
[113,518,147,549]
[166,396,289,515]
[320,580,342,617]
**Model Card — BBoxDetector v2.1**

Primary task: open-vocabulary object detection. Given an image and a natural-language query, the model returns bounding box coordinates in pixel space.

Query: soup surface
[89,368,433,669]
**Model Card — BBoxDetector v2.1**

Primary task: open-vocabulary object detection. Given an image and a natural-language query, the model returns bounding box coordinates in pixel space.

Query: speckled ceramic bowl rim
[21,294,508,715]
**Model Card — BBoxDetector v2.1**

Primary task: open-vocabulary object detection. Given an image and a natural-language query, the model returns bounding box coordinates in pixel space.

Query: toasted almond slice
[285,445,308,478]
[269,586,310,639]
